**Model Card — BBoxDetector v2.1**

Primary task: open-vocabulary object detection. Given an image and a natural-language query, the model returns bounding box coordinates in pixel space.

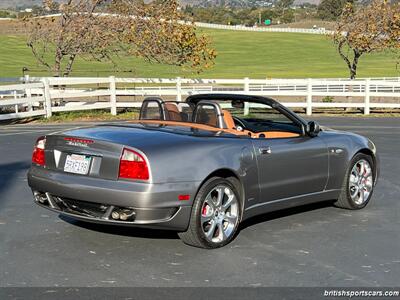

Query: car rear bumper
[28,166,200,231]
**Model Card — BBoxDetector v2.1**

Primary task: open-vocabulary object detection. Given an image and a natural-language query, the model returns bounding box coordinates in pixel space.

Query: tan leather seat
[222,110,236,129]
[164,103,182,122]
[194,107,218,127]
[221,110,250,136]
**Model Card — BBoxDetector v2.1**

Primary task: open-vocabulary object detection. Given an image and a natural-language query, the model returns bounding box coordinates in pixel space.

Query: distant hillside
[0,0,321,10]
[0,0,42,9]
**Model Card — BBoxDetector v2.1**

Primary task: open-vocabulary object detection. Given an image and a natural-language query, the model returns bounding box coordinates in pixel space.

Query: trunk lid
[43,124,210,180]
[45,132,124,180]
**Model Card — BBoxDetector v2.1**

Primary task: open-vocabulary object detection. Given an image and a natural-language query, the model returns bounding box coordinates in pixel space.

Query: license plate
[64,154,92,175]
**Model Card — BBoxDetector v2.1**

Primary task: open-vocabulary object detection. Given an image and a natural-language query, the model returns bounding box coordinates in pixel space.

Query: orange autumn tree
[332,0,400,79]
[111,0,216,73]
[26,0,216,77]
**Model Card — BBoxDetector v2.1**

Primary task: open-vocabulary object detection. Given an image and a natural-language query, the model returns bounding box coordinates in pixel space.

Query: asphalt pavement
[0,117,399,287]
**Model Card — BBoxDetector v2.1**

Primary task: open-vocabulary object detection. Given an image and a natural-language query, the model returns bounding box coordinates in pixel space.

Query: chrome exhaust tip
[110,208,136,221]
[34,191,48,205]
[119,209,136,221]
[111,211,120,220]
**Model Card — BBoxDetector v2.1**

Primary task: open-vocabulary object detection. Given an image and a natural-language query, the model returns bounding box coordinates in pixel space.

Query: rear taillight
[119,148,149,181]
[32,136,46,166]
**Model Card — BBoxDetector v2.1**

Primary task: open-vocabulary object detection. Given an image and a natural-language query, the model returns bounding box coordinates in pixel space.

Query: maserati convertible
[28,94,379,248]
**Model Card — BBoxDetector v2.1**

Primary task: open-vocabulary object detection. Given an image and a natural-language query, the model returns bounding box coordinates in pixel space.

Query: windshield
[206,99,302,134]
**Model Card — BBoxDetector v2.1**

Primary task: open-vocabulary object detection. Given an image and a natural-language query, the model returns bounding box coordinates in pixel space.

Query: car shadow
[239,201,334,231]
[59,215,180,240]
[60,201,334,240]
[0,161,31,210]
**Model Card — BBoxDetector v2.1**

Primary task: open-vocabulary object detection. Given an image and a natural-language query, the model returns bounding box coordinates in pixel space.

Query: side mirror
[307,121,320,137]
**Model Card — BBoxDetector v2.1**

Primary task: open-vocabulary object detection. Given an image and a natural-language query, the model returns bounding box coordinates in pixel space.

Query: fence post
[306,78,313,116]
[42,78,52,118]
[24,75,33,112]
[110,76,117,116]
[14,91,18,113]
[364,78,370,115]
[244,77,250,115]
[176,77,182,102]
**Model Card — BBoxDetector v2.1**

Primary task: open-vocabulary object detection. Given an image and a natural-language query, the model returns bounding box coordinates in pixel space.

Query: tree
[0,10,16,18]
[25,0,216,77]
[276,0,294,9]
[280,8,295,23]
[318,0,354,20]
[276,0,295,24]
[332,0,400,79]
[26,0,112,77]
[112,0,216,73]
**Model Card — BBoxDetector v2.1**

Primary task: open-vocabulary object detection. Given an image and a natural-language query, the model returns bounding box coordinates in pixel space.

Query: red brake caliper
[202,205,208,216]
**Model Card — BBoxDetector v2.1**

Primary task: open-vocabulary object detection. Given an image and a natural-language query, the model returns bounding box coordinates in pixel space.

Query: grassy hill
[0,28,398,78]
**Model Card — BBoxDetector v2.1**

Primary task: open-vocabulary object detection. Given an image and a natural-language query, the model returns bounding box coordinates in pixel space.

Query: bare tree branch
[332,0,400,79]
[25,0,216,77]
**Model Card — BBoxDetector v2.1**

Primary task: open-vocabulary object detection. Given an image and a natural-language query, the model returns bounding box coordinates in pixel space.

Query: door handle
[259,147,272,155]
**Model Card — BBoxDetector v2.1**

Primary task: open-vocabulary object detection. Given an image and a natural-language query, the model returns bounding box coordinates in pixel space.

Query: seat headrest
[193,104,219,128]
[164,103,182,121]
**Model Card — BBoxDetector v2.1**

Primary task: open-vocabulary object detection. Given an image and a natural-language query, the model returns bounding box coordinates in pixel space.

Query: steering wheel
[232,116,248,131]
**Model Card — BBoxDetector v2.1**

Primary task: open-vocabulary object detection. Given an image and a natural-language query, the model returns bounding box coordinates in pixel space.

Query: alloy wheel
[200,185,239,243]
[349,159,373,205]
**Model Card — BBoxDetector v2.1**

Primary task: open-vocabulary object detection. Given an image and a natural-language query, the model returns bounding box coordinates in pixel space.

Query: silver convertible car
[28,94,379,248]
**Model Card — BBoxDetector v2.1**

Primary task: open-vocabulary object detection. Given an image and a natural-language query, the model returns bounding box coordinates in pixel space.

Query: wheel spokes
[224,213,237,227]
[358,162,363,177]
[217,221,227,241]
[364,164,372,177]
[349,159,374,206]
[364,179,373,189]
[201,213,212,224]
[201,184,239,243]
[204,194,215,208]
[357,189,365,205]
[215,187,224,207]
[350,173,358,184]
[350,185,359,199]
[222,194,234,212]
[205,220,217,239]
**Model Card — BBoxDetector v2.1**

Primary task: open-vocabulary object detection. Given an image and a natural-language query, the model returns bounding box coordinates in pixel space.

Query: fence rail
[1,76,400,121]
[3,14,331,35]
[193,22,333,34]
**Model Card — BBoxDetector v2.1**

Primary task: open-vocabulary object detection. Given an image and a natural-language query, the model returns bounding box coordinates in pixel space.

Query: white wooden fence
[10,14,331,35]
[1,76,400,121]
[193,22,332,35]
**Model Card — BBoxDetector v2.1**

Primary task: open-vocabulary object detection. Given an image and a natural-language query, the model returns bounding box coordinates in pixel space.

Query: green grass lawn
[0,29,398,78]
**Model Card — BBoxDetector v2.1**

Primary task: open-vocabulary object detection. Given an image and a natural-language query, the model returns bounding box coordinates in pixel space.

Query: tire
[178,177,242,249]
[334,153,375,210]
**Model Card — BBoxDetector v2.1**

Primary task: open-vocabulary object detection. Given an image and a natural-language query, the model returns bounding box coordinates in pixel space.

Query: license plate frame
[64,154,92,175]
